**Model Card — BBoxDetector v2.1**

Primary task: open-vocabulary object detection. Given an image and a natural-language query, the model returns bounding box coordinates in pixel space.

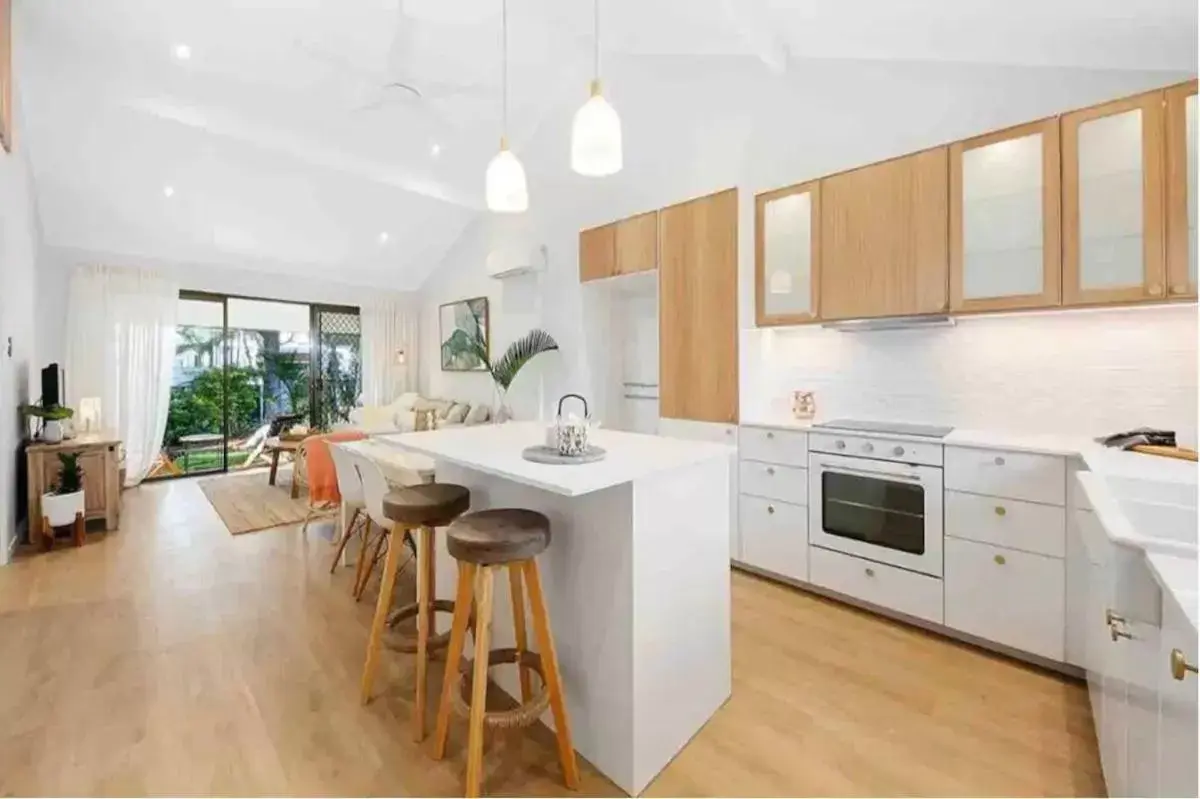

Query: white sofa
[346,392,491,435]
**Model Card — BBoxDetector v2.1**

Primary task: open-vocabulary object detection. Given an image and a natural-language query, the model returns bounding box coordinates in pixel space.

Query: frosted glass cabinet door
[1166,81,1198,299]
[755,181,819,325]
[1063,91,1166,305]
[950,118,1061,311]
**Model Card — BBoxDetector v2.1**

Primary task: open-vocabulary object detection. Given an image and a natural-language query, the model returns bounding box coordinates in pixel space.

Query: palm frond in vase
[490,329,559,390]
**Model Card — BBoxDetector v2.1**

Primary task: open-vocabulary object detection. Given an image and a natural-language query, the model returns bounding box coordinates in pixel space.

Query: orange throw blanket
[303,430,367,506]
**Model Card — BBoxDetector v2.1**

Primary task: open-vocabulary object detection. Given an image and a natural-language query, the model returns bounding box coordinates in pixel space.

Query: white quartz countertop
[375,422,734,497]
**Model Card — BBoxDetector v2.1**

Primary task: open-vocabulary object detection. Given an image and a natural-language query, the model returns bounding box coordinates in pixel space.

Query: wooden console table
[26,433,122,541]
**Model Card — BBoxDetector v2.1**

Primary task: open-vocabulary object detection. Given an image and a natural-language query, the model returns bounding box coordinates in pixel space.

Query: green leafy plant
[53,453,84,495]
[21,403,74,421]
[487,329,559,390]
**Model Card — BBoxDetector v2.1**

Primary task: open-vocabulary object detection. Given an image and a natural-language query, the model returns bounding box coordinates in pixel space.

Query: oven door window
[821,471,925,555]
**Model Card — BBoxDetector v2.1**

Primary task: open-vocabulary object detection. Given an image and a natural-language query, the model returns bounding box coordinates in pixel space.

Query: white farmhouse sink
[1079,472,1198,557]
[1103,474,1198,509]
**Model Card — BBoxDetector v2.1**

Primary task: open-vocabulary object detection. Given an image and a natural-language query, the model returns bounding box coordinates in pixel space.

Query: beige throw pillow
[464,404,491,425]
[444,403,469,424]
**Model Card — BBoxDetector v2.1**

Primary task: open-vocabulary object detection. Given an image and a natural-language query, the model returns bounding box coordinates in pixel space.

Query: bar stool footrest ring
[452,648,551,729]
[384,599,469,654]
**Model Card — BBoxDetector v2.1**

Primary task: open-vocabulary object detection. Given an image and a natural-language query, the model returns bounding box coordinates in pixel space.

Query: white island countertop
[375,422,734,497]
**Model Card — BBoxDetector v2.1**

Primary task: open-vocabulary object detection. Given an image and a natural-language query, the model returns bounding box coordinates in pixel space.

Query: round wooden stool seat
[382,483,471,527]
[446,508,551,565]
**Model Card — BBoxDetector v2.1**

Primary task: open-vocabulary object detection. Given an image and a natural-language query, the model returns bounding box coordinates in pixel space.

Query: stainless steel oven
[808,432,944,577]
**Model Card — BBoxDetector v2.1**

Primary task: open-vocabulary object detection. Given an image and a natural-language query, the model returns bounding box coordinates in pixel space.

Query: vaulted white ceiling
[14,0,1198,290]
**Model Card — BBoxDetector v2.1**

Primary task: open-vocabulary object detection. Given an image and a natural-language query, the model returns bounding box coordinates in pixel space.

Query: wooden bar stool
[359,481,471,744]
[433,508,580,798]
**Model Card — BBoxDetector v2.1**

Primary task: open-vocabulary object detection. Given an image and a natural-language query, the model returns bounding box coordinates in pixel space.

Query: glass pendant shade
[486,140,528,213]
[571,80,623,176]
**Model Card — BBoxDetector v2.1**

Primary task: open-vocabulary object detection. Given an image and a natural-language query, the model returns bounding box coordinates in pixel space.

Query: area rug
[198,472,311,535]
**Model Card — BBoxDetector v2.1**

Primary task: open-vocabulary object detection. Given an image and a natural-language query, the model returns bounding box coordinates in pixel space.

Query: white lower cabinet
[809,546,944,624]
[944,537,1066,661]
[1158,594,1199,799]
[739,496,808,582]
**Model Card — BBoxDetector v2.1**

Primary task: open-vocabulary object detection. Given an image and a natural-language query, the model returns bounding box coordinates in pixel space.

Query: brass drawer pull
[766,467,775,476]
[994,506,1006,517]
[1170,649,1198,681]
[864,567,875,577]
[993,554,1006,566]
[993,456,1005,466]
[766,431,775,439]
[767,505,775,515]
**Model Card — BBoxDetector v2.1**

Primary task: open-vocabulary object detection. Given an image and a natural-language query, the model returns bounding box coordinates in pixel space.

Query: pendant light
[571,0,622,176]
[485,0,528,212]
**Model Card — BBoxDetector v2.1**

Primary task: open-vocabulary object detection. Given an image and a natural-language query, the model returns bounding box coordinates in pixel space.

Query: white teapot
[552,394,591,456]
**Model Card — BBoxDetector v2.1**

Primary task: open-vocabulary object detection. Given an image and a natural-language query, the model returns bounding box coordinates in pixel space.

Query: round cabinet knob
[864,567,875,577]
[767,505,775,515]
[1170,284,1189,296]
[994,456,1006,466]
[725,429,733,437]
[994,506,1007,517]
[1149,283,1164,297]
[863,443,874,453]
[893,446,905,457]
[766,467,775,476]
[766,431,775,439]
[993,554,1006,566]
[835,440,846,450]
[1170,649,1199,681]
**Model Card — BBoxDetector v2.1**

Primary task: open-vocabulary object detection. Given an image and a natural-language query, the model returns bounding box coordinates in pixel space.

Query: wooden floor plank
[0,479,1104,797]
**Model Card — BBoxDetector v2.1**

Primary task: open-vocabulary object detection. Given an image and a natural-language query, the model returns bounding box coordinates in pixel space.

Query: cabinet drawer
[738,496,808,582]
[739,461,807,504]
[809,546,943,624]
[740,426,808,467]
[945,490,1066,558]
[659,418,738,444]
[944,537,1065,661]
[945,446,1066,506]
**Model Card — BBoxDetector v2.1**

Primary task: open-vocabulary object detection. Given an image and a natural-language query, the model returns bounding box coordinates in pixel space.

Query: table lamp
[79,397,102,432]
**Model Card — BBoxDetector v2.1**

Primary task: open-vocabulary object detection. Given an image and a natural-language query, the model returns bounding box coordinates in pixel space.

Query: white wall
[0,143,43,563]
[419,55,1195,433]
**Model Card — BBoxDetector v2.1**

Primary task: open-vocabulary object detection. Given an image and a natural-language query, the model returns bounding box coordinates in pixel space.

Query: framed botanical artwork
[0,0,11,153]
[439,296,490,372]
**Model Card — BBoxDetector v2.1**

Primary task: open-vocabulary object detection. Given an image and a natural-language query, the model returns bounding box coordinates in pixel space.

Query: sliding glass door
[152,293,359,480]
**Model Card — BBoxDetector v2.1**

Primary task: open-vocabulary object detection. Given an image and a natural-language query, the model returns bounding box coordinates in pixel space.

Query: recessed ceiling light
[163,185,175,198]
[430,143,441,157]
[378,232,390,244]
[174,44,192,61]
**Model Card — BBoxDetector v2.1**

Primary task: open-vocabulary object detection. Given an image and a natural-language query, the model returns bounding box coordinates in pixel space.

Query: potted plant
[21,403,75,443]
[43,452,85,528]
[469,329,559,422]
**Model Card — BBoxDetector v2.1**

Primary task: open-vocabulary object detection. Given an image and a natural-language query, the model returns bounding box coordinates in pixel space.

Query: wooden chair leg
[434,561,477,761]
[355,525,389,602]
[414,526,435,742]
[352,518,374,592]
[360,524,404,704]
[465,565,495,798]
[329,509,362,574]
[523,559,580,789]
[508,564,532,703]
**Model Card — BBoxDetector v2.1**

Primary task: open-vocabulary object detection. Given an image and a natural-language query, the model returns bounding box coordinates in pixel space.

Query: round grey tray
[521,445,607,465]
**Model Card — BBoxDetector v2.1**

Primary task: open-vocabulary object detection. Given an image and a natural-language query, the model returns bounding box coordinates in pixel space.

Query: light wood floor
[0,477,1105,797]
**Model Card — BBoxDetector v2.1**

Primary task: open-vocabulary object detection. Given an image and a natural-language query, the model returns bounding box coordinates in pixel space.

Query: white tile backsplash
[742,304,1198,446]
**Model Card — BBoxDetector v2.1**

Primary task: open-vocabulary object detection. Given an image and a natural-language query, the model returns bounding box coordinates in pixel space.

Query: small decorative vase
[492,387,513,424]
[42,420,64,443]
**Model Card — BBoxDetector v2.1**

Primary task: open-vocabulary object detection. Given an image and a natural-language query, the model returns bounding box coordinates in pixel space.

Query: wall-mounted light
[394,349,407,365]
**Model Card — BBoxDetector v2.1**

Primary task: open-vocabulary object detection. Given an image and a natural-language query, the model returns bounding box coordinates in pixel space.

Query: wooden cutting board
[1129,444,1199,461]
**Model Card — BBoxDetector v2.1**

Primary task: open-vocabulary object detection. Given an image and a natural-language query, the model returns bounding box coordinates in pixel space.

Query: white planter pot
[42,420,64,443]
[42,490,84,527]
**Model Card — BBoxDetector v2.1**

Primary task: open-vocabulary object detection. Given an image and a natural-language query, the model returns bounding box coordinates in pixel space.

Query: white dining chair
[328,443,368,576]
[349,449,416,601]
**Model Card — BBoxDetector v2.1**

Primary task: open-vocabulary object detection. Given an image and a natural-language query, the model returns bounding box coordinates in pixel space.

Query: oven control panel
[809,432,944,467]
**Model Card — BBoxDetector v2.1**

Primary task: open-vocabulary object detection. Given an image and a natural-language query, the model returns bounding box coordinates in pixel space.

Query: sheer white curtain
[360,296,418,406]
[66,266,179,486]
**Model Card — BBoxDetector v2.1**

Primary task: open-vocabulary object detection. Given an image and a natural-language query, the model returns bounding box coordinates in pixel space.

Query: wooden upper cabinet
[950,119,1061,312]
[659,188,739,424]
[756,181,820,325]
[579,223,616,282]
[820,148,949,320]
[615,211,658,276]
[1165,80,1198,299]
[1062,91,1166,306]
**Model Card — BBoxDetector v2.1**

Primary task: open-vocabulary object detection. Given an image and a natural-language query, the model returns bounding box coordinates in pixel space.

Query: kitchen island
[376,422,734,795]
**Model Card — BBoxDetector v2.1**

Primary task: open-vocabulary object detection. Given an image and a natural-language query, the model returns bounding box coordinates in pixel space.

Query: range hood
[822,314,956,332]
